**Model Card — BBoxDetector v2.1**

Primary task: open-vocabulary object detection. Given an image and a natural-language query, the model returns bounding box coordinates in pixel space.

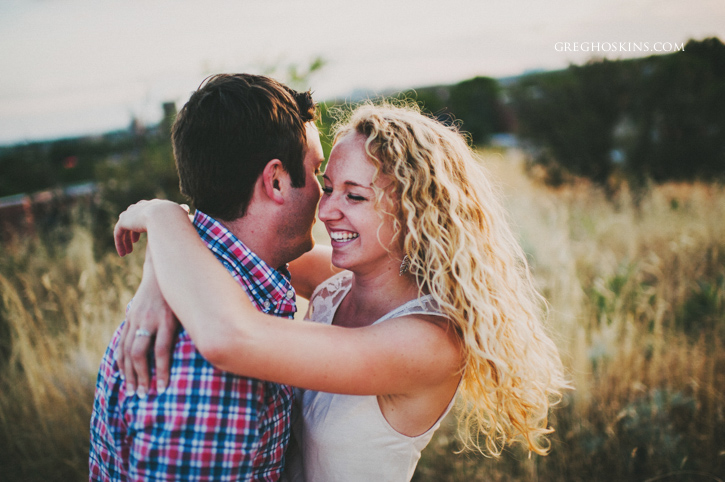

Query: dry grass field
[1,149,723,481]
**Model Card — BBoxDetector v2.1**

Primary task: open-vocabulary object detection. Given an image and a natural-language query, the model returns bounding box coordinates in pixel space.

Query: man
[89,74,324,481]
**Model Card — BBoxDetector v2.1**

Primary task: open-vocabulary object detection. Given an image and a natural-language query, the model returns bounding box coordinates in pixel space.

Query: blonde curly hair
[331,101,569,456]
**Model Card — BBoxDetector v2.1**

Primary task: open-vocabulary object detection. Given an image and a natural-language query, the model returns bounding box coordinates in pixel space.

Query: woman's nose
[318,194,341,222]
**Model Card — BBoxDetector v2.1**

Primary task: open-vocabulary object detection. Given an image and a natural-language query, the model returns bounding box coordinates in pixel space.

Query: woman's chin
[329,250,358,272]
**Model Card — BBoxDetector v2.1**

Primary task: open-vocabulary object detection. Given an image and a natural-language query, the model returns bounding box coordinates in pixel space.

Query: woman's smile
[328,229,360,243]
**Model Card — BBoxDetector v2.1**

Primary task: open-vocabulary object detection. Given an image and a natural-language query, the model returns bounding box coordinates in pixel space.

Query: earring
[399,254,411,276]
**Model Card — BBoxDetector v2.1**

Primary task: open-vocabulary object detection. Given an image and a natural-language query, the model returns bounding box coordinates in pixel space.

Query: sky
[1,0,723,145]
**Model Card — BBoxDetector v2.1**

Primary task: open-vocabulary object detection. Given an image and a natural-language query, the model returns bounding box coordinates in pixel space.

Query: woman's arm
[117,210,335,394]
[117,202,337,301]
[116,200,461,396]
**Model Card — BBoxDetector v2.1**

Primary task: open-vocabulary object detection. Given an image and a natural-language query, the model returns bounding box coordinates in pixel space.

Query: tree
[406,76,506,144]
[510,37,725,185]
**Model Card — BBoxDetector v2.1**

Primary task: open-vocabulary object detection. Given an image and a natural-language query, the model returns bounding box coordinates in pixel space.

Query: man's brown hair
[172,74,316,220]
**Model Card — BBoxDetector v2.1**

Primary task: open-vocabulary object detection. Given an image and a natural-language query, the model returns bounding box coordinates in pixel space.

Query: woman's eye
[321,186,333,194]
[347,194,367,202]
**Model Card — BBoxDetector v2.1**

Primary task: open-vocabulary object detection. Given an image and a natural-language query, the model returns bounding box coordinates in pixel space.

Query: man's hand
[117,250,179,397]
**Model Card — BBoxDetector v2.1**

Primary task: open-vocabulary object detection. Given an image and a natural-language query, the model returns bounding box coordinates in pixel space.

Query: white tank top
[284,271,457,482]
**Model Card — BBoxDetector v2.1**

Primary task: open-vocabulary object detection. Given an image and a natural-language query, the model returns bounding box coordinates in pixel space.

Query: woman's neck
[334,266,419,328]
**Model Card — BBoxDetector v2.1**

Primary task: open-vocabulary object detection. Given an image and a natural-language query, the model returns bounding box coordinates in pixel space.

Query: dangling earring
[399,254,411,276]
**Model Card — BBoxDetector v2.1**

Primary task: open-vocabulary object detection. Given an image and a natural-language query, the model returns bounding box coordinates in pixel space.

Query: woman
[114,102,568,480]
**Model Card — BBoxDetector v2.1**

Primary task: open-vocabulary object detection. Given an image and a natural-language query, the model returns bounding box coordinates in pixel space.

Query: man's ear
[261,159,289,205]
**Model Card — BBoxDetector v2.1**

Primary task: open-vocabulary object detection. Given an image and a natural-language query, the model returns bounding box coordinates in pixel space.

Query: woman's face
[319,132,402,274]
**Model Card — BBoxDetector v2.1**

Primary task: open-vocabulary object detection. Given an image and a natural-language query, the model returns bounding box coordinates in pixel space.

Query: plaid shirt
[90,210,297,481]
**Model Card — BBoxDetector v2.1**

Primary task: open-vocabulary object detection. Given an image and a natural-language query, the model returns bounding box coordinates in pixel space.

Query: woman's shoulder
[305,271,353,323]
[310,270,352,299]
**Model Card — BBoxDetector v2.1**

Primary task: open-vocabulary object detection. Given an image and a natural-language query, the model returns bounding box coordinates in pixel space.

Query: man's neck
[218,214,284,270]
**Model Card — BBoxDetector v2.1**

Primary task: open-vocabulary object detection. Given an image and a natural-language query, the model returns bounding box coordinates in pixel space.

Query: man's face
[278,123,324,262]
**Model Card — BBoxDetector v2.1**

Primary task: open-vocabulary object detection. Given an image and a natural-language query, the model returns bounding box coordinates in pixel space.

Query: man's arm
[287,244,341,299]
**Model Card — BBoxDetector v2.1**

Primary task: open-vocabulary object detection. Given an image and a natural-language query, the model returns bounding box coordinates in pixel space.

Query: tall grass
[415,151,725,481]
[0,217,142,481]
[0,150,723,481]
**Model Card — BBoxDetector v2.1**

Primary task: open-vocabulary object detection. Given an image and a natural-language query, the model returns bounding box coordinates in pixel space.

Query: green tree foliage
[510,60,630,185]
[0,136,134,198]
[406,76,508,144]
[625,38,725,182]
[448,77,508,142]
[92,134,183,251]
[510,37,725,185]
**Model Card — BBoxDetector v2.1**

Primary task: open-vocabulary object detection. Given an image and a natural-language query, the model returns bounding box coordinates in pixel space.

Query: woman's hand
[114,199,188,257]
[117,251,179,397]
[113,200,189,396]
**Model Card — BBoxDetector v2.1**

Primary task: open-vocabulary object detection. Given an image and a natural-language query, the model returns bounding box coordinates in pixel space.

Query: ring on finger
[135,328,152,338]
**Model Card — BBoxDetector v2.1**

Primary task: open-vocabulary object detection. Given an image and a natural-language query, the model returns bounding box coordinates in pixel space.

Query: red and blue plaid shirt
[90,211,297,481]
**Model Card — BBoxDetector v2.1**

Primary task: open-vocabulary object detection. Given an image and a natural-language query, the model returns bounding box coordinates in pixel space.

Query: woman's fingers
[114,200,187,257]
[114,201,152,256]
[123,296,155,398]
[154,319,176,394]
[116,320,129,379]
[121,318,138,396]
[130,330,152,398]
[114,221,138,257]
[113,224,127,256]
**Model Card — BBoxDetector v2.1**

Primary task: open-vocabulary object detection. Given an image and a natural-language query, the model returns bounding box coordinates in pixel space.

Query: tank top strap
[308,272,447,326]
[373,295,446,325]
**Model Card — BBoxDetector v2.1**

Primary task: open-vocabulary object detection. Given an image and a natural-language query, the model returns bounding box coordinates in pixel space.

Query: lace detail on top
[306,271,352,323]
[306,271,445,324]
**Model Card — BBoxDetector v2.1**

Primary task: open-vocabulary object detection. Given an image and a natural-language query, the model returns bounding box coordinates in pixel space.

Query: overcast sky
[1,0,723,145]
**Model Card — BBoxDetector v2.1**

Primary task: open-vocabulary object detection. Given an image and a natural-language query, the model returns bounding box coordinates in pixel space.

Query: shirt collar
[192,210,296,317]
